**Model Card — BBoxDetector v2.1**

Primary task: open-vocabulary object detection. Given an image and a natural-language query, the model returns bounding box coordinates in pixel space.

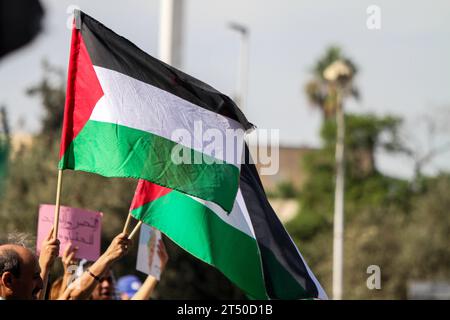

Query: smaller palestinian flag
[130,148,327,300]
[59,10,252,212]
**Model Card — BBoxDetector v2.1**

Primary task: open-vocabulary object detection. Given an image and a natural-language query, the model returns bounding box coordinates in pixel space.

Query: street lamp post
[228,22,249,112]
[323,60,353,300]
[159,0,183,68]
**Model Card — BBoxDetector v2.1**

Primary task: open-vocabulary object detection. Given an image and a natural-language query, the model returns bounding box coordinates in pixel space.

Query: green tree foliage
[287,114,450,299]
[344,174,450,299]
[274,181,298,199]
[289,114,410,240]
[304,46,359,119]
[27,60,66,139]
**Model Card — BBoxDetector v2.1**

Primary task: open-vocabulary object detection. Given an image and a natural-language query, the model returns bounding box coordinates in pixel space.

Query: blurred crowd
[0,228,168,300]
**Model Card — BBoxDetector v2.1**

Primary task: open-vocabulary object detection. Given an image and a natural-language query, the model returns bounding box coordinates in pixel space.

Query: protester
[0,228,59,300]
[37,227,60,299]
[115,238,169,300]
[49,242,79,299]
[0,244,42,300]
[81,238,169,300]
[90,267,117,300]
[59,232,131,300]
[1,227,166,300]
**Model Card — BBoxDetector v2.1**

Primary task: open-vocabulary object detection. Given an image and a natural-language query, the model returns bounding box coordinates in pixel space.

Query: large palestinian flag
[130,147,328,300]
[59,11,252,212]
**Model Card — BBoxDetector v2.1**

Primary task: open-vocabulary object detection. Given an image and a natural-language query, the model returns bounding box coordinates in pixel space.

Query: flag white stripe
[188,189,256,240]
[191,189,327,299]
[90,66,245,167]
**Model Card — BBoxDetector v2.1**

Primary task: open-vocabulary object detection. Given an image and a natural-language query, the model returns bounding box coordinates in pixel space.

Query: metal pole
[159,0,183,67]
[159,0,173,64]
[229,23,249,112]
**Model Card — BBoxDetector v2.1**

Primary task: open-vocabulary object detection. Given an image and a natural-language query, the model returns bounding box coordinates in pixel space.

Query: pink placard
[36,204,103,261]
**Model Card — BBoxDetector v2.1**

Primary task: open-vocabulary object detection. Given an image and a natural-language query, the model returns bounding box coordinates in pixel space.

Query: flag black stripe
[77,11,253,130]
[240,148,320,299]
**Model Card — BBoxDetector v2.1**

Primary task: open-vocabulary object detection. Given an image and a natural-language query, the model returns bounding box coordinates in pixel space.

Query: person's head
[116,275,142,300]
[0,244,43,300]
[91,268,116,300]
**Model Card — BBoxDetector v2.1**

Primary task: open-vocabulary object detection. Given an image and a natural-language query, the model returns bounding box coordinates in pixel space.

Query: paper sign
[136,223,162,280]
[36,204,103,261]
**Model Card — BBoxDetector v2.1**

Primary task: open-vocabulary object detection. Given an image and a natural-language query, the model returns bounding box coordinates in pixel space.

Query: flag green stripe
[59,120,239,211]
[131,190,268,299]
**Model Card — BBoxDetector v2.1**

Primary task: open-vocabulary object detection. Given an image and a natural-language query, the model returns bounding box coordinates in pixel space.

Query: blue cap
[116,275,142,297]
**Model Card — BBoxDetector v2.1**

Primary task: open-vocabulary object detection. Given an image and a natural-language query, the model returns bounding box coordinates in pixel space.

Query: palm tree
[304,46,358,119]
[304,46,359,300]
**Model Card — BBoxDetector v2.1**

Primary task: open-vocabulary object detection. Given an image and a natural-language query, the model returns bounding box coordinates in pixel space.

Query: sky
[1,0,449,179]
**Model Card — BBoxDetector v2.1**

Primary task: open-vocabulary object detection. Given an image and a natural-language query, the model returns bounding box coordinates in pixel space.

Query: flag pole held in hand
[128,221,142,240]
[122,213,132,234]
[53,169,63,240]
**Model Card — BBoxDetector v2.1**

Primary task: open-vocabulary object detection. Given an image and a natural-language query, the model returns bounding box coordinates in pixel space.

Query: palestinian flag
[59,10,252,212]
[130,147,328,300]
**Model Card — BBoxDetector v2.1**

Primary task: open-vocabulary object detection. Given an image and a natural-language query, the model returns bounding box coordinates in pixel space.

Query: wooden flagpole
[128,221,143,240]
[122,213,133,234]
[53,169,63,240]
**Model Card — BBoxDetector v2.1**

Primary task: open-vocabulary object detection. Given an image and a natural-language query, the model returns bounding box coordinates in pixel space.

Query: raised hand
[62,242,79,271]
[103,232,132,263]
[157,239,169,271]
[39,226,60,269]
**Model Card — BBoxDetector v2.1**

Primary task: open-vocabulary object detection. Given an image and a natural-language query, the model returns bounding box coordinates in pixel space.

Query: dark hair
[0,248,21,278]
